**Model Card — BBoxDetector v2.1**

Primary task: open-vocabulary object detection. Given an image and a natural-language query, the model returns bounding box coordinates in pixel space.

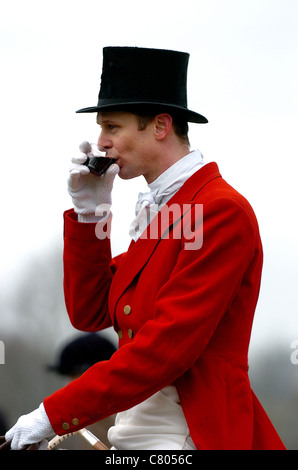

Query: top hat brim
[76,101,208,124]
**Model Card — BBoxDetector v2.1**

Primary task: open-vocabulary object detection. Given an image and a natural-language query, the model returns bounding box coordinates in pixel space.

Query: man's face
[97,111,156,182]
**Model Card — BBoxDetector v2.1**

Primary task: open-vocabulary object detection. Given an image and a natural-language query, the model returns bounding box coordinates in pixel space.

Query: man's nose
[97,133,112,150]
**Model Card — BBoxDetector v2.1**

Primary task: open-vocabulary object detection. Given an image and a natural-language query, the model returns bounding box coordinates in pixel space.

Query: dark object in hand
[0,435,39,450]
[84,156,116,176]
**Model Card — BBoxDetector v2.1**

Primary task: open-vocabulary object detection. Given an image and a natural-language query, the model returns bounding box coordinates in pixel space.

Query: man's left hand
[5,403,54,450]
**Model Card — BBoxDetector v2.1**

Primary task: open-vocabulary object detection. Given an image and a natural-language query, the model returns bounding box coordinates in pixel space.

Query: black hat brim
[76,102,208,124]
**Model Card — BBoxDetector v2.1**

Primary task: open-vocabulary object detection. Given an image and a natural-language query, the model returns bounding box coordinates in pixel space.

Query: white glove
[68,141,119,223]
[5,403,54,450]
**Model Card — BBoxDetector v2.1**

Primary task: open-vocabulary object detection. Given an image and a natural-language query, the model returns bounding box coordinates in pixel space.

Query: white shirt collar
[148,149,205,207]
[129,149,205,241]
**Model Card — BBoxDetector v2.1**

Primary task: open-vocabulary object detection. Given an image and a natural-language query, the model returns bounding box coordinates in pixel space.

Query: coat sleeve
[63,209,114,331]
[44,198,259,435]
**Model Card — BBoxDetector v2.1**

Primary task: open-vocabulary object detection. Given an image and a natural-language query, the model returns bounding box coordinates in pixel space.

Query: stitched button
[62,422,70,430]
[72,418,79,426]
[118,330,123,339]
[128,329,133,339]
[123,305,131,315]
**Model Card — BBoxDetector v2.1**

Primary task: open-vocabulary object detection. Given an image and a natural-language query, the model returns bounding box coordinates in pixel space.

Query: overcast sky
[0,0,297,352]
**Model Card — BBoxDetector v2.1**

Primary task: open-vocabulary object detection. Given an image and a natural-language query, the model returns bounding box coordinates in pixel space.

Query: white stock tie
[129,190,159,241]
[128,150,205,242]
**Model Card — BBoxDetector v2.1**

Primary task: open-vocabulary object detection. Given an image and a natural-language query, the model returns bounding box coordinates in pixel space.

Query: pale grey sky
[0,0,297,350]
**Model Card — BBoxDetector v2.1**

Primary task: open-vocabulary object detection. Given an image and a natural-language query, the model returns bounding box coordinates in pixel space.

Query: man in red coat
[4,47,286,450]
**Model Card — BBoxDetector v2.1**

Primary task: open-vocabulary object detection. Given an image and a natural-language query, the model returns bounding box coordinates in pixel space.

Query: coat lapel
[108,162,221,314]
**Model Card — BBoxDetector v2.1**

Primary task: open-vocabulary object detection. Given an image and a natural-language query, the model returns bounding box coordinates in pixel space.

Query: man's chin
[118,168,141,180]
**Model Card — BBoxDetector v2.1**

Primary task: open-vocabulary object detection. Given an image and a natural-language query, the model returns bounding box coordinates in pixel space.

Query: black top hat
[47,333,116,376]
[76,47,208,124]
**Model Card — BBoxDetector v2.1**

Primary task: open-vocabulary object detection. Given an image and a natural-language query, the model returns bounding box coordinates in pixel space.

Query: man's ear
[154,114,173,141]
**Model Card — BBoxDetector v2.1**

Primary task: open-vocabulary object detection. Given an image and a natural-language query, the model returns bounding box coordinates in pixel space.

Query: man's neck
[144,144,190,184]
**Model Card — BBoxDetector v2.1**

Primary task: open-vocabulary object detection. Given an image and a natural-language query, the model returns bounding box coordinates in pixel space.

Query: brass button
[62,422,70,430]
[72,418,79,426]
[118,330,123,339]
[128,329,133,339]
[123,305,131,315]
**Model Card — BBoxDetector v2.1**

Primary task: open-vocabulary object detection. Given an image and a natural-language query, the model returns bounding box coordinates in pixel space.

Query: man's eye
[108,124,117,131]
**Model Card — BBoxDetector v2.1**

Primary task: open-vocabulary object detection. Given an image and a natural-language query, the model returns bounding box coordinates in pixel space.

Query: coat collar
[108,162,221,314]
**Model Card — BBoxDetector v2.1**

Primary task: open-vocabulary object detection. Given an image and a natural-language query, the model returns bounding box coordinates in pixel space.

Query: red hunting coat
[44,162,285,450]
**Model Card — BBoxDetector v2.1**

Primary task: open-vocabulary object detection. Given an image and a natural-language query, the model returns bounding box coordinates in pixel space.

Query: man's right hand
[67,142,119,221]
